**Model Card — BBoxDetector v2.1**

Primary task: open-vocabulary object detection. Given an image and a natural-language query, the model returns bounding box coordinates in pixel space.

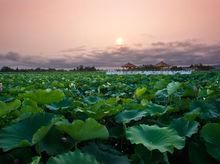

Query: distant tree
[76,65,96,71]
[1,66,14,72]
[189,63,214,70]
[170,66,184,71]
[48,68,56,71]
[134,64,157,71]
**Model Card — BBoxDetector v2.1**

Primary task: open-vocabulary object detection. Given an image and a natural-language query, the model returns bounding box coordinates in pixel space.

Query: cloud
[71,40,220,66]
[60,45,87,53]
[0,40,220,68]
[0,52,21,61]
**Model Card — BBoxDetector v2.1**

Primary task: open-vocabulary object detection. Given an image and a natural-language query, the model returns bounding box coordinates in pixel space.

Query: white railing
[106,70,192,75]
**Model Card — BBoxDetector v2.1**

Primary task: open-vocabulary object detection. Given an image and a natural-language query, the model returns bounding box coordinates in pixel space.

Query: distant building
[121,63,137,70]
[155,61,170,69]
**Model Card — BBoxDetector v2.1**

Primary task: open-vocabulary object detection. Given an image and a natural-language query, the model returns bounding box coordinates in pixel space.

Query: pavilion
[155,61,170,69]
[121,63,137,70]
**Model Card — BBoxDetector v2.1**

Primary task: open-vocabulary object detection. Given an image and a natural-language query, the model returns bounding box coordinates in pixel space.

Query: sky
[0,0,220,68]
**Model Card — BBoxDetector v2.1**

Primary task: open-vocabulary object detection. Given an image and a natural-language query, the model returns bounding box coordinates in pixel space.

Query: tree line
[0,65,97,72]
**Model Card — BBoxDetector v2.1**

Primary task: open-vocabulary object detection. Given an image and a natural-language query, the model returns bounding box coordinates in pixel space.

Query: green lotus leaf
[126,124,185,153]
[36,127,75,155]
[0,99,21,117]
[56,118,109,142]
[131,144,163,164]
[140,99,149,106]
[0,113,54,151]
[83,96,102,105]
[30,156,41,164]
[81,143,130,164]
[32,124,53,144]
[170,118,199,137]
[31,115,63,145]
[135,87,154,100]
[115,110,148,124]
[182,84,198,98]
[135,87,147,98]
[47,150,99,164]
[46,98,73,111]
[167,82,181,96]
[85,98,123,120]
[51,81,65,88]
[146,103,167,116]
[189,100,219,120]
[21,89,65,104]
[154,79,168,90]
[184,108,201,120]
[189,142,219,164]
[201,123,220,161]
[155,89,168,101]
[20,99,43,114]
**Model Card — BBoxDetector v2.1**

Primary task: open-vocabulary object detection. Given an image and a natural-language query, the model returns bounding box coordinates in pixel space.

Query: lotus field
[0,71,219,163]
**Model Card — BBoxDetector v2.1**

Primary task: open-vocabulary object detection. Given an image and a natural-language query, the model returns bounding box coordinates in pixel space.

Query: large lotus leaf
[131,144,163,164]
[167,82,181,96]
[81,143,130,164]
[182,84,198,98]
[172,99,190,112]
[124,101,145,111]
[201,123,220,161]
[189,142,219,164]
[170,118,199,137]
[31,116,63,145]
[115,110,148,124]
[47,150,99,164]
[20,99,43,114]
[145,103,167,116]
[126,124,185,153]
[135,87,147,98]
[154,79,168,90]
[83,96,102,105]
[184,108,201,120]
[135,87,154,100]
[56,118,109,142]
[189,100,219,120]
[32,124,53,144]
[0,113,54,151]
[51,80,65,88]
[155,89,168,102]
[0,99,21,117]
[36,127,75,155]
[140,99,149,106]
[21,89,65,104]
[85,99,123,120]
[46,98,73,111]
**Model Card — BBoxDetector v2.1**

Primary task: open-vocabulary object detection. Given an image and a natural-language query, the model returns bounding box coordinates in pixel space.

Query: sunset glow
[115,37,125,46]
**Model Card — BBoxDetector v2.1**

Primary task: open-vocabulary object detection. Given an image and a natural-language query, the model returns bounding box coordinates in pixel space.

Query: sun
[115,37,125,46]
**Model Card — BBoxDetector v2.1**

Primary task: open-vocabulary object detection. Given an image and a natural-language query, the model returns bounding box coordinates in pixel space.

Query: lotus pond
[0,71,219,163]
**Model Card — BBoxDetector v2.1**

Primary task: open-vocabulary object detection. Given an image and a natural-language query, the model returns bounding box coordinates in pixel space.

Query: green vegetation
[0,71,219,163]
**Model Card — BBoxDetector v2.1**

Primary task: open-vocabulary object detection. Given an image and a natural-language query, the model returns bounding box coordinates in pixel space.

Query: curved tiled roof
[155,61,170,67]
[122,63,137,68]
